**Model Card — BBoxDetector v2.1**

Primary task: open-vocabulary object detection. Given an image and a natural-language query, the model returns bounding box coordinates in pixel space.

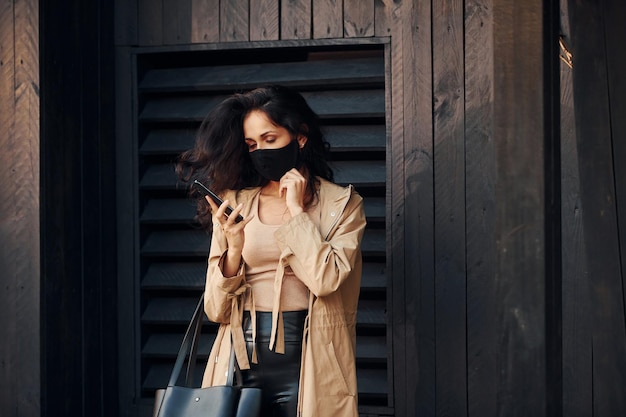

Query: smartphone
[193,180,244,223]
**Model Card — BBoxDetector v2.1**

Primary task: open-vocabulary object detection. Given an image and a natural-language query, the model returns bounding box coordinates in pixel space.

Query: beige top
[242,192,317,311]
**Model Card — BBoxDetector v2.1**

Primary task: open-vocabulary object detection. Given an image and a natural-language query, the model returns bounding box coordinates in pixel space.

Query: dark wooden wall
[1,0,625,416]
[0,0,40,416]
[38,0,119,417]
[560,0,626,415]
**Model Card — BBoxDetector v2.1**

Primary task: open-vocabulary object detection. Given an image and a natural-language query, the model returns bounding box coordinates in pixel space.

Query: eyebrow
[245,130,277,141]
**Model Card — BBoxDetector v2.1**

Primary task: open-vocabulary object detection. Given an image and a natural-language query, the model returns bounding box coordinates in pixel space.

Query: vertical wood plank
[281,0,311,40]
[0,0,41,417]
[40,3,83,415]
[568,0,626,414]
[464,1,497,416]
[40,1,118,415]
[412,0,436,413]
[344,0,375,37]
[492,0,546,415]
[386,0,407,412]
[390,0,436,416]
[163,0,192,44]
[559,2,593,414]
[250,0,279,41]
[114,46,140,416]
[191,0,219,43]
[138,0,163,45]
[0,0,40,415]
[602,0,626,331]
[432,0,467,415]
[220,0,249,42]
[114,0,137,45]
[312,0,342,39]
[374,0,392,37]
[388,0,406,414]
[382,43,396,411]
[543,1,563,414]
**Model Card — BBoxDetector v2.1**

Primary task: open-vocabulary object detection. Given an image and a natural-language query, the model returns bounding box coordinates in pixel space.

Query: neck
[261,181,281,196]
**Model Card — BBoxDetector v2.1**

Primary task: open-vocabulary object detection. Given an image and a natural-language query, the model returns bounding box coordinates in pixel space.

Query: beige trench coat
[200,178,366,417]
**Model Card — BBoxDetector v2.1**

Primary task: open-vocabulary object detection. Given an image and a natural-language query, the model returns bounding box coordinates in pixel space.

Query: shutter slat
[140,161,385,190]
[303,90,385,119]
[142,261,385,291]
[332,161,386,187]
[324,125,386,152]
[140,197,384,224]
[138,57,384,92]
[139,95,226,123]
[140,129,196,155]
[142,262,206,290]
[142,363,387,396]
[139,124,385,155]
[141,229,384,257]
[139,90,385,123]
[143,333,385,363]
[142,297,385,327]
[141,230,210,257]
[141,198,196,224]
[143,333,217,358]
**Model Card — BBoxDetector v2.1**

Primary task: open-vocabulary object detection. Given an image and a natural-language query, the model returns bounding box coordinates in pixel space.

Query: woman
[176,85,366,417]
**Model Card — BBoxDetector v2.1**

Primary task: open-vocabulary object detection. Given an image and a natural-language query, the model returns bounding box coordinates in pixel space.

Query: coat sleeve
[273,192,366,297]
[204,218,246,323]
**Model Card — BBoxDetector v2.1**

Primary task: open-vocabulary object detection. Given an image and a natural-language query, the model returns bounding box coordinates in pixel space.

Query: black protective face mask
[249,139,300,182]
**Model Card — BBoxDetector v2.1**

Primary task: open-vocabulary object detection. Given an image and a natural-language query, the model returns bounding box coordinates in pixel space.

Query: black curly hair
[176,85,333,230]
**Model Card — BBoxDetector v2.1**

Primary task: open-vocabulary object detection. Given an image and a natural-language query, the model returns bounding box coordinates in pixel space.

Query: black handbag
[152,295,261,417]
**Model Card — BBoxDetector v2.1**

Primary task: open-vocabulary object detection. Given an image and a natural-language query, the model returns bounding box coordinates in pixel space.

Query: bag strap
[167,293,238,388]
[185,296,204,386]
[167,294,205,387]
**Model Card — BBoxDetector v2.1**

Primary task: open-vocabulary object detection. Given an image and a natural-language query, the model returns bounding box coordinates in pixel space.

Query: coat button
[330,211,336,216]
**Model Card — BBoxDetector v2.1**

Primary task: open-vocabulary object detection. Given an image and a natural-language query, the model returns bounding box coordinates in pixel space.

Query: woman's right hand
[206,196,252,276]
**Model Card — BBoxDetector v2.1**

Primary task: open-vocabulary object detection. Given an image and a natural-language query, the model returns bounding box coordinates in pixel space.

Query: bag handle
[167,294,238,388]
[166,294,205,387]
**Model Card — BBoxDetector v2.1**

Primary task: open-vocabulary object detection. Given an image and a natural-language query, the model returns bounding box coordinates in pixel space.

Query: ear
[296,134,308,149]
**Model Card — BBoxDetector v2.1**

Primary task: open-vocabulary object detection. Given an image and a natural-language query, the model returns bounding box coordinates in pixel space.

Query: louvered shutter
[136,46,389,409]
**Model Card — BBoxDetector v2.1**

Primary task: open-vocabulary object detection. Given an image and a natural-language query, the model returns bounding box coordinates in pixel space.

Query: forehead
[243,110,284,137]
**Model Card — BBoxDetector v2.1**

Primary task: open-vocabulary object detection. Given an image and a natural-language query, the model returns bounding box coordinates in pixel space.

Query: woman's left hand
[279,168,307,217]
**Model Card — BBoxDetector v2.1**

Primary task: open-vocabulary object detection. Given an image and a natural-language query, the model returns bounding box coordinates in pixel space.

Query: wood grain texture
[0,0,18,413]
[0,0,40,415]
[138,0,163,45]
[114,46,139,416]
[387,0,437,415]
[250,0,279,40]
[602,0,626,346]
[220,0,249,42]
[114,0,137,45]
[433,0,467,415]
[559,4,593,413]
[344,0,375,37]
[281,0,311,39]
[191,0,219,43]
[464,1,497,416]
[312,0,342,39]
[568,0,626,414]
[374,0,392,37]
[493,0,547,415]
[163,0,192,44]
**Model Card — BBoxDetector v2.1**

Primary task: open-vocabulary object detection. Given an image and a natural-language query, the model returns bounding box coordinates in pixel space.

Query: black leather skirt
[241,310,307,417]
